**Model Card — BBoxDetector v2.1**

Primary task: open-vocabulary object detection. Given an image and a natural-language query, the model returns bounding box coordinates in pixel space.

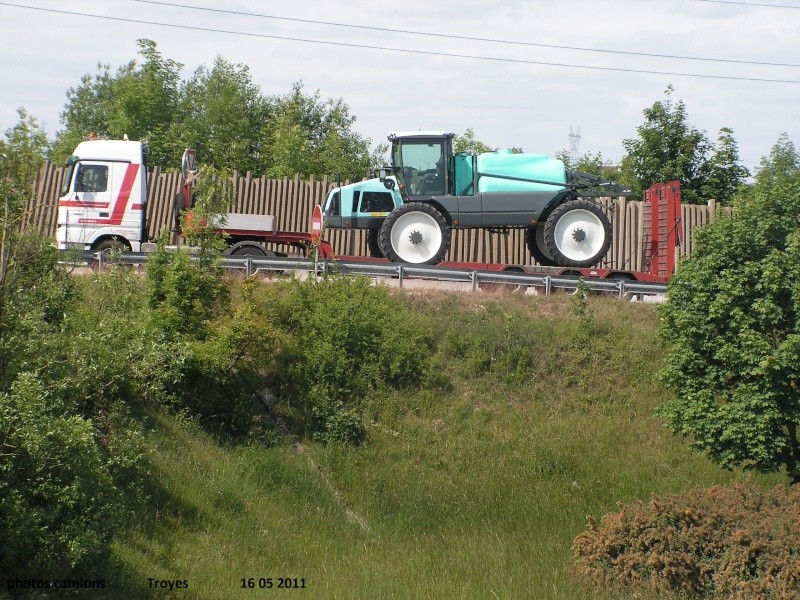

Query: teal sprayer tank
[453,150,568,196]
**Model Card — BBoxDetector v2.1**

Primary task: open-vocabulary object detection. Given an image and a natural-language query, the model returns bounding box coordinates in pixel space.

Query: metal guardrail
[67,251,668,298]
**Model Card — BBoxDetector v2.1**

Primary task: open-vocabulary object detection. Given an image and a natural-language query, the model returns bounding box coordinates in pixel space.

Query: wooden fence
[24,162,726,268]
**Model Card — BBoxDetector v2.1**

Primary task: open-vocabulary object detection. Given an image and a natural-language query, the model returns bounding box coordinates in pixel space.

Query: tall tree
[0,109,50,289]
[657,133,800,483]
[263,82,385,181]
[454,128,496,154]
[53,39,183,167]
[620,86,747,204]
[54,43,385,179]
[701,127,750,204]
[177,57,272,175]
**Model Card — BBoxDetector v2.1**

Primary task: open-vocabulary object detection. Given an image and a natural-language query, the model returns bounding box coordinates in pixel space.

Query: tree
[657,134,800,483]
[263,81,384,181]
[453,129,524,154]
[454,128,496,154]
[54,43,384,179]
[177,57,272,174]
[555,149,619,180]
[701,127,750,204]
[53,39,183,167]
[620,85,747,204]
[0,109,50,294]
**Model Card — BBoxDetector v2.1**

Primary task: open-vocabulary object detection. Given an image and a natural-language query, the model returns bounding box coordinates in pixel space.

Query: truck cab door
[58,161,114,247]
[74,161,113,220]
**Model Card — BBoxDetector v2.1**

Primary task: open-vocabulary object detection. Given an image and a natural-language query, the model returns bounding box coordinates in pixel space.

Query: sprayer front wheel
[526,225,558,267]
[379,202,450,264]
[367,229,385,258]
[543,199,612,268]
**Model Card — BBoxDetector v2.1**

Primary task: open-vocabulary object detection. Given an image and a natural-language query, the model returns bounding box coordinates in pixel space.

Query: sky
[0,0,798,173]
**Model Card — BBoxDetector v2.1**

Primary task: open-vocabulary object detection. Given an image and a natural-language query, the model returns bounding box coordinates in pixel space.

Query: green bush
[0,374,124,578]
[266,276,430,444]
[0,242,153,577]
[168,278,283,437]
[147,239,228,338]
[572,481,800,598]
[0,231,77,386]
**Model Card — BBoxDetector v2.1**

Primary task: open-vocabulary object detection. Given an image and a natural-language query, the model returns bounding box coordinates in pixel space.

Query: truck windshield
[393,140,446,196]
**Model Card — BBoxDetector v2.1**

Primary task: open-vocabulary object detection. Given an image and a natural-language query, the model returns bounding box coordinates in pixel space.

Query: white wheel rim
[390,211,443,263]
[553,209,606,261]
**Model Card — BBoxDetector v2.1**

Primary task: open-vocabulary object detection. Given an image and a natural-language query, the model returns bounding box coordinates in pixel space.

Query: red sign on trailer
[311,205,323,243]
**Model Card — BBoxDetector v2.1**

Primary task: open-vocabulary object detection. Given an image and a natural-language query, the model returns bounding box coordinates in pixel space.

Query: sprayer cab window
[359,191,394,213]
[397,142,446,196]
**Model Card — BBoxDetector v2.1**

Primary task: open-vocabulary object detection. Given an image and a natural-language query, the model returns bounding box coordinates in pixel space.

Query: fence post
[708,198,717,222]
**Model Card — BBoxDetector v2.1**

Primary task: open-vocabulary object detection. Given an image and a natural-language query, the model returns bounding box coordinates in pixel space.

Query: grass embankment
[100,290,779,600]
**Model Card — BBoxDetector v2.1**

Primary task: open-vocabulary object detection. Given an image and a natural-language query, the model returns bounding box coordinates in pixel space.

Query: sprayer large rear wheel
[543,199,612,268]
[379,202,450,264]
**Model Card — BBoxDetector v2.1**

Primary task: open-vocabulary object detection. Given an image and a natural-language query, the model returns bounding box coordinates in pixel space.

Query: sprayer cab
[385,131,570,201]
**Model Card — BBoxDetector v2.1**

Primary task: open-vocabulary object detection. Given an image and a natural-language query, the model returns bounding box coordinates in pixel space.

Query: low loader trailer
[323,131,635,268]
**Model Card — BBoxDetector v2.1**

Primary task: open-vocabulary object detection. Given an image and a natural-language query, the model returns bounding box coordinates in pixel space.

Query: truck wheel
[526,226,558,267]
[367,229,384,258]
[89,238,129,269]
[379,202,450,264]
[543,199,612,268]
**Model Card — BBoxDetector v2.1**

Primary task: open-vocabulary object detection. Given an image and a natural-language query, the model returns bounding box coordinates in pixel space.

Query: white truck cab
[55,137,299,258]
[57,139,149,252]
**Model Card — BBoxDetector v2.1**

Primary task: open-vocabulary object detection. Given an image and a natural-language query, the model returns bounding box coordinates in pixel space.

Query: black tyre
[379,202,450,265]
[90,238,129,267]
[525,226,558,267]
[543,199,612,268]
[367,229,384,258]
[227,242,274,257]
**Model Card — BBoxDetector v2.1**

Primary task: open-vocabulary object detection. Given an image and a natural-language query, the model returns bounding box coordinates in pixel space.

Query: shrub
[146,237,228,338]
[0,374,125,578]
[168,278,283,437]
[266,276,430,444]
[0,231,77,386]
[572,482,800,598]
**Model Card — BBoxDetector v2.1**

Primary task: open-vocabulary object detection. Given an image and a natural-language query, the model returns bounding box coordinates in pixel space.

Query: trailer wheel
[379,202,450,264]
[226,242,274,257]
[543,199,612,268]
[526,226,558,267]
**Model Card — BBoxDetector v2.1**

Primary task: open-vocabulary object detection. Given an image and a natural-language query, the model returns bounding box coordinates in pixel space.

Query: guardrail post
[471,270,478,292]
[397,265,404,288]
[545,276,552,295]
[618,280,624,299]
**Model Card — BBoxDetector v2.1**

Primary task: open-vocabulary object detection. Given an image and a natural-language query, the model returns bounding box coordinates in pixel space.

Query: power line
[2,2,799,84]
[135,0,800,69]
[693,0,800,8]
